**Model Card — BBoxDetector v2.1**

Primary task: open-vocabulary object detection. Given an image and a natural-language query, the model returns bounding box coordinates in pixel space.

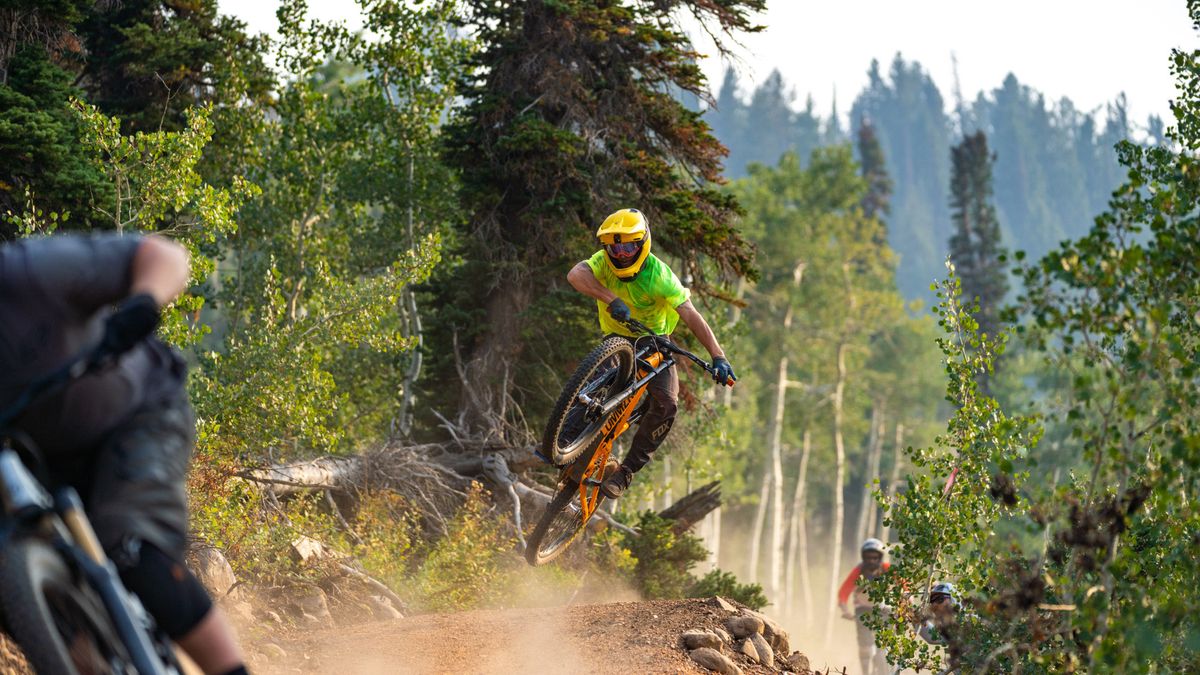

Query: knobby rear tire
[540,337,635,466]
[0,538,133,675]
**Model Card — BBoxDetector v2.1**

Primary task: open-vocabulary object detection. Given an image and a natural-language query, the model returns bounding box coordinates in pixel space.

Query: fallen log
[659,481,721,533]
[240,444,713,540]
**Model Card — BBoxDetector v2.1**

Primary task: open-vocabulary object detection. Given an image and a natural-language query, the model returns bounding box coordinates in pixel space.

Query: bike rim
[554,353,626,450]
[47,586,123,675]
[537,482,600,561]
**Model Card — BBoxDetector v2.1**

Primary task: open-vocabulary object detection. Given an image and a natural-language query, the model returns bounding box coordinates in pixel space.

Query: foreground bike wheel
[525,476,605,566]
[0,539,133,675]
[540,337,634,466]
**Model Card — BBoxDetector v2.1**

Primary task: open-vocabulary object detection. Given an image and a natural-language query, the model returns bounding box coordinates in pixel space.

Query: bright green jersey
[587,250,690,336]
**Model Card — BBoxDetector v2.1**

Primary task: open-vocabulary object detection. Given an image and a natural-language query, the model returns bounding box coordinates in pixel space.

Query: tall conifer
[948,131,1008,351]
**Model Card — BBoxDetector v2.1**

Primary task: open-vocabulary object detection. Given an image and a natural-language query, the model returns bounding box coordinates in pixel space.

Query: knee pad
[116,540,213,639]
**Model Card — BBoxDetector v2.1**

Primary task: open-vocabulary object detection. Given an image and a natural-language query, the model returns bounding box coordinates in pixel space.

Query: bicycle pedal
[583,478,604,487]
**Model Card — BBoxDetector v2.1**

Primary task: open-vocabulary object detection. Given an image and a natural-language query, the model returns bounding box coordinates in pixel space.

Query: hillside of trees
[708,58,1154,300]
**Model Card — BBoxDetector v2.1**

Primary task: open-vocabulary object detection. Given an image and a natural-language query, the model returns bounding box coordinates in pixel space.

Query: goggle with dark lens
[606,241,642,260]
[930,594,952,604]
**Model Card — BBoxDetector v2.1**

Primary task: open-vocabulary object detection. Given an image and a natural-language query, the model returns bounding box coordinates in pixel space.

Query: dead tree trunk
[659,481,721,533]
[824,339,849,646]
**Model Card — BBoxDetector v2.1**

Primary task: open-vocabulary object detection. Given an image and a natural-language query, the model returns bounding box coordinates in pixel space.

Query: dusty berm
[249,597,812,675]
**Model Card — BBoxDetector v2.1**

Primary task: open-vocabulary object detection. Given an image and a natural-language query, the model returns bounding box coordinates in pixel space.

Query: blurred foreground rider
[567,208,736,499]
[837,537,891,675]
[0,233,247,674]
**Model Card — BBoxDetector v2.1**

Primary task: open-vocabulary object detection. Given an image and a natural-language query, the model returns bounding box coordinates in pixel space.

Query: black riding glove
[97,293,161,359]
[607,297,631,322]
[711,357,736,385]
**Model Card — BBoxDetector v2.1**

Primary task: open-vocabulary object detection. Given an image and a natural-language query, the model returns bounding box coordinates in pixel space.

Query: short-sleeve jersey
[0,234,185,457]
[586,251,690,336]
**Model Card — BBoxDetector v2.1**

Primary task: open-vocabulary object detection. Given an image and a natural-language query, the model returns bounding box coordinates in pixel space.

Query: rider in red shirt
[838,538,891,675]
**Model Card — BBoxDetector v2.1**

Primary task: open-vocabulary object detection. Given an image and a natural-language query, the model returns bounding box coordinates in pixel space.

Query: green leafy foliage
[410,483,514,611]
[688,569,768,611]
[874,7,1200,670]
[617,511,709,600]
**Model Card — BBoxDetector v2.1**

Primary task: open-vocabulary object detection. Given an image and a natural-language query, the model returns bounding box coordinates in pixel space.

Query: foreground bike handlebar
[621,318,735,388]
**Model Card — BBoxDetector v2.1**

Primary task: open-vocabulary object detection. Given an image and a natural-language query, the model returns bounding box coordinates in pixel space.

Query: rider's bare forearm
[676,301,725,360]
[567,262,617,304]
[130,235,190,308]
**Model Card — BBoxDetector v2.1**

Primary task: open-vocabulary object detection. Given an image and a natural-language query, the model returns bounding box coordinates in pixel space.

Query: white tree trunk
[880,423,906,544]
[855,404,885,541]
[748,466,770,583]
[785,428,813,623]
[708,506,722,571]
[864,409,886,537]
[824,340,849,646]
[769,352,789,605]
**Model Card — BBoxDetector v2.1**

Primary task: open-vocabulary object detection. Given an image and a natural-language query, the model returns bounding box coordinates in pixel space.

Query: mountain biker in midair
[567,208,736,499]
[0,233,248,675]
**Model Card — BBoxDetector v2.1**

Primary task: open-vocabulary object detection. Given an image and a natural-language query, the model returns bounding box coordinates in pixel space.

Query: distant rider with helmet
[838,537,892,675]
[567,208,736,499]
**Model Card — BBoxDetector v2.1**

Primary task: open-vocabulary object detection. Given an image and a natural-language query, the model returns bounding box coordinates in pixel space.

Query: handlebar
[621,318,735,388]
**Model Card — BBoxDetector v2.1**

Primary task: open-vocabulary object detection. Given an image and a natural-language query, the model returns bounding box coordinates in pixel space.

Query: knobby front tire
[0,538,133,675]
[540,337,634,466]
[525,478,604,566]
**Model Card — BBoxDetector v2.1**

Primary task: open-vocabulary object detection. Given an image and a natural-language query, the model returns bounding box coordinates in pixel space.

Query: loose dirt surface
[254,598,801,674]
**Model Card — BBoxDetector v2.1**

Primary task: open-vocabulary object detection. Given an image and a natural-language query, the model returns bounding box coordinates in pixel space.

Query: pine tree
[439,0,762,431]
[855,120,891,222]
[948,131,1008,349]
[0,44,109,231]
[77,0,270,133]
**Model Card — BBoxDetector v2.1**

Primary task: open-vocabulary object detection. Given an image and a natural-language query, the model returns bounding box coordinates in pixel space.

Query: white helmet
[861,538,885,555]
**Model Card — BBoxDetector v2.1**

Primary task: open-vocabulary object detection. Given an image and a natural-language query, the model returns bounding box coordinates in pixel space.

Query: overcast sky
[218,0,1199,128]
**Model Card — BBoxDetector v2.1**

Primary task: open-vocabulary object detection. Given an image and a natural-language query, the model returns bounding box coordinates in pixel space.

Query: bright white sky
[219,0,1199,127]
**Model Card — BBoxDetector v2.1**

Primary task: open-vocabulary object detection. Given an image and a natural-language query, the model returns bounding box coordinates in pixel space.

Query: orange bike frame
[575,351,663,522]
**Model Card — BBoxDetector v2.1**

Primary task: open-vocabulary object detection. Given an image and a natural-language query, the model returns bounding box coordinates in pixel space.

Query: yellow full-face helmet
[597,208,651,281]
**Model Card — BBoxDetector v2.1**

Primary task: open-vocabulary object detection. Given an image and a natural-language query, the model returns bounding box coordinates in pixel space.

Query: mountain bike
[0,348,182,675]
[525,318,734,566]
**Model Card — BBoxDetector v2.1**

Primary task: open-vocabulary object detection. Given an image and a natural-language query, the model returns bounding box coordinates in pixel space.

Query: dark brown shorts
[67,391,195,561]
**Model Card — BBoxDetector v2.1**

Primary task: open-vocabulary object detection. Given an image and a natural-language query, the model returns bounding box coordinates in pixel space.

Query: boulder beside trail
[785,650,811,672]
[709,596,738,612]
[681,629,724,651]
[740,607,790,654]
[735,638,760,664]
[724,615,764,639]
[189,546,237,598]
[749,632,775,667]
[689,647,743,675]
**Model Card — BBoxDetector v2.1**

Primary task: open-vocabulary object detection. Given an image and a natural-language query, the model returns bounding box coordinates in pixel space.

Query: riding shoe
[600,464,634,499]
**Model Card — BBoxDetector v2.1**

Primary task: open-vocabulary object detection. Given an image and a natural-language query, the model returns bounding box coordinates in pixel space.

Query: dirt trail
[256,598,789,674]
